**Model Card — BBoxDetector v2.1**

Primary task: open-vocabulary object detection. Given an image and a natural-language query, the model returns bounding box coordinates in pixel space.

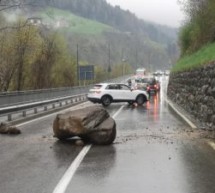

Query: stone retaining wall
[167,63,215,129]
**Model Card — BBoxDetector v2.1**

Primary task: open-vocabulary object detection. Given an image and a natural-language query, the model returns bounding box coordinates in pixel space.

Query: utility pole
[121,48,127,76]
[108,44,111,79]
[76,44,79,86]
[121,48,124,76]
[122,58,127,76]
[135,46,138,69]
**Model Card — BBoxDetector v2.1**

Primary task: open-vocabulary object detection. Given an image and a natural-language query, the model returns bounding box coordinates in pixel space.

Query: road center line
[52,105,124,193]
[112,105,124,119]
[52,145,91,193]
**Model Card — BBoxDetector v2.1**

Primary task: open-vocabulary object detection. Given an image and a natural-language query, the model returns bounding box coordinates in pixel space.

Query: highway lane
[65,77,215,193]
[1,76,215,193]
[0,101,122,193]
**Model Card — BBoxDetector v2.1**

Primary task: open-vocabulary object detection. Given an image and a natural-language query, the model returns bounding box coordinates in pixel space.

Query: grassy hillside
[172,43,215,72]
[39,7,113,35]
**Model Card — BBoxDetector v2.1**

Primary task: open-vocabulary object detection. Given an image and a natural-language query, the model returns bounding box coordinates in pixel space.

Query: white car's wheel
[101,95,111,107]
[136,95,146,105]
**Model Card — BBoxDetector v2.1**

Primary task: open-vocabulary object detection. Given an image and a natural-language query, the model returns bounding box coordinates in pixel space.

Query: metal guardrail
[0,94,87,122]
[0,86,90,108]
[0,94,86,114]
[0,75,131,124]
[0,76,130,108]
[0,75,131,123]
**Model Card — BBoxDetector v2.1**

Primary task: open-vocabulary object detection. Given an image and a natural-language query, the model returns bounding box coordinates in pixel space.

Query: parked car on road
[153,70,163,76]
[135,78,150,92]
[137,77,160,93]
[87,83,149,106]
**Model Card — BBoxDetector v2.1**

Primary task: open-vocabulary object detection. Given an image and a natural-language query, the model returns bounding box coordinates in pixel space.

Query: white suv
[87,83,149,107]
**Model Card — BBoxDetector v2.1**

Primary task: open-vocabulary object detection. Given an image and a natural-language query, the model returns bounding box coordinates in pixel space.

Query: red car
[140,77,160,94]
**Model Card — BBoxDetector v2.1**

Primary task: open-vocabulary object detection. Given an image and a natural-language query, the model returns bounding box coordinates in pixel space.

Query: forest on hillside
[46,0,178,69]
[0,0,179,91]
[179,0,215,55]
[20,0,178,44]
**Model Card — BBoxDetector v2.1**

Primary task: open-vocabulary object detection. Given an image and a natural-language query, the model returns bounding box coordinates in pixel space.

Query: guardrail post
[44,106,47,111]
[8,114,12,121]
[34,108,37,114]
[23,111,26,117]
[52,104,55,109]
[65,101,68,105]
[59,102,62,107]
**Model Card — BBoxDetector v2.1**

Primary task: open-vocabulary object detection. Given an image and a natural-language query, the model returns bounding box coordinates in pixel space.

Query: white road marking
[52,145,91,193]
[112,105,124,119]
[52,105,124,193]
[165,97,197,129]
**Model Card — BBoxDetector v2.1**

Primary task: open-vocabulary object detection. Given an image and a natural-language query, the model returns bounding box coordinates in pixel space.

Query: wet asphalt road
[1,76,215,193]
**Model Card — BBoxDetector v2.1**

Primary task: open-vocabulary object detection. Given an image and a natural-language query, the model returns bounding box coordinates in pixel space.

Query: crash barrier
[0,94,87,122]
[0,76,130,108]
[0,75,131,122]
[0,86,90,108]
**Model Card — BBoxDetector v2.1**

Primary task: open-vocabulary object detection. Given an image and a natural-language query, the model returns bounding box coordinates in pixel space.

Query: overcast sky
[106,0,186,27]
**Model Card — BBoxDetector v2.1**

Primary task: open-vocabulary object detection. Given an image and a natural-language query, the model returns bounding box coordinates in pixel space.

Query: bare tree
[31,33,58,89]
[0,30,17,91]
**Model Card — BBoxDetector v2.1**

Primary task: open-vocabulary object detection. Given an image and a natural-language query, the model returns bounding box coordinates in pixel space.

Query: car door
[105,84,121,101]
[118,84,136,101]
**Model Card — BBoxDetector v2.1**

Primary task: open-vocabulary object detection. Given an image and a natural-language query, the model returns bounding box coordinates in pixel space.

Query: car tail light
[154,84,157,88]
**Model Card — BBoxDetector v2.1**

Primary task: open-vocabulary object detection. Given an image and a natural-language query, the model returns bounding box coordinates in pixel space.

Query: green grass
[172,43,215,72]
[39,7,113,35]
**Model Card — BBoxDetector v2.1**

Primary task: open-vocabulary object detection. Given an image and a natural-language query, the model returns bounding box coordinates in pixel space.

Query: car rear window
[135,79,142,83]
[139,78,149,83]
[93,85,103,89]
[141,78,156,84]
[148,79,156,84]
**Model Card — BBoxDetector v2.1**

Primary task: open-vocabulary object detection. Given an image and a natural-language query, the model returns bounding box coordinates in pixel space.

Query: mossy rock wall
[168,63,215,129]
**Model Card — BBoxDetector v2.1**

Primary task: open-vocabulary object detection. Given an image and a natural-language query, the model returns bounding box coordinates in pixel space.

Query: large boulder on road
[53,106,116,145]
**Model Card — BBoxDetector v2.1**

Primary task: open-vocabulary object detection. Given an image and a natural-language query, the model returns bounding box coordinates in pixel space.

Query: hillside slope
[10,0,179,71]
[39,7,113,35]
[23,0,178,44]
